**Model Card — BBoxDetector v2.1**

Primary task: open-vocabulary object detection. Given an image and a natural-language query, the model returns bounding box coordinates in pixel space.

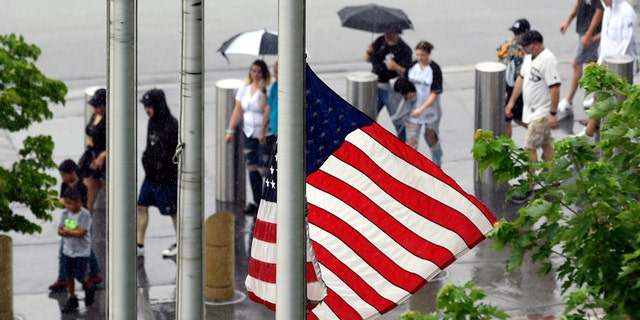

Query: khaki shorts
[524,117,554,150]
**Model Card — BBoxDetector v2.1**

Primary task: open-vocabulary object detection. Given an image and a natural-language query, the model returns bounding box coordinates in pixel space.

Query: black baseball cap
[519,30,543,47]
[509,18,531,35]
[88,88,106,107]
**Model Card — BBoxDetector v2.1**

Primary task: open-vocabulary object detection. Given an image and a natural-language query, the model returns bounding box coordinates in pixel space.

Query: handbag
[77,148,96,178]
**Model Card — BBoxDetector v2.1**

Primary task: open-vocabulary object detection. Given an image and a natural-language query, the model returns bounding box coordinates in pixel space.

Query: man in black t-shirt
[365,31,413,142]
[559,0,603,115]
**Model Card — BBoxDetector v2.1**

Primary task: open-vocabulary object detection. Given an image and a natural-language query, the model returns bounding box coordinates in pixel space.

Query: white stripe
[309,264,382,320]
[312,155,472,259]
[345,129,494,233]
[249,238,277,264]
[308,184,442,276]
[256,201,277,224]
[245,276,277,305]
[309,224,411,304]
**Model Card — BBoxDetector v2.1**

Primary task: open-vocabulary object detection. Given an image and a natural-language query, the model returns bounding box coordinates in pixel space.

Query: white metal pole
[276,0,307,318]
[176,0,205,319]
[107,0,137,319]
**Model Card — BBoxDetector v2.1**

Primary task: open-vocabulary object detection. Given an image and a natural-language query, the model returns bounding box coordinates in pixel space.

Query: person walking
[390,41,444,167]
[225,60,276,215]
[497,18,530,138]
[579,0,637,139]
[266,60,279,138]
[506,30,562,165]
[365,31,413,142]
[136,88,180,258]
[77,88,107,214]
[558,0,603,115]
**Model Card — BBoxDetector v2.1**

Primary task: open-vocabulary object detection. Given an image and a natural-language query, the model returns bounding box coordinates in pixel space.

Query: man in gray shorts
[559,0,603,114]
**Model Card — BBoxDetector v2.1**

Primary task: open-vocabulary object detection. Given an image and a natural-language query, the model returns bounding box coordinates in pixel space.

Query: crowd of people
[47,0,639,312]
[50,87,182,312]
[496,0,637,202]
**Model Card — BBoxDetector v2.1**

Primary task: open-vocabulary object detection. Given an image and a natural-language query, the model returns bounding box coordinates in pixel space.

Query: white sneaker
[557,98,573,120]
[583,97,594,110]
[137,245,145,257]
[162,243,177,257]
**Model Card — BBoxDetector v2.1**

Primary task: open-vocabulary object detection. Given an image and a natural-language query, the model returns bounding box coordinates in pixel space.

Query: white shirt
[520,48,561,123]
[235,84,272,138]
[599,0,638,65]
[407,62,441,124]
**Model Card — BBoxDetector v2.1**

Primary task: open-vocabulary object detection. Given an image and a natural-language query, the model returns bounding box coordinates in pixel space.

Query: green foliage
[0,34,67,234]
[397,282,508,320]
[473,63,640,319]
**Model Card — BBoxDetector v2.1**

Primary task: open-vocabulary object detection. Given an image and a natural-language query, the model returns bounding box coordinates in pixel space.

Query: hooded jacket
[599,0,638,65]
[142,98,179,186]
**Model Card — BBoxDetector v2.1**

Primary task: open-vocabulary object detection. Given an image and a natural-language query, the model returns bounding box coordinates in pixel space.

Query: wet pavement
[3,0,634,319]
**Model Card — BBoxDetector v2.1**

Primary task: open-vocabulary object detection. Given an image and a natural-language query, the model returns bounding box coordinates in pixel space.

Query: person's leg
[405,122,419,149]
[426,121,443,168]
[388,89,406,142]
[566,60,583,104]
[243,135,262,206]
[84,176,100,214]
[88,248,100,277]
[376,87,389,114]
[505,120,513,138]
[136,205,149,245]
[585,119,599,137]
[541,143,555,162]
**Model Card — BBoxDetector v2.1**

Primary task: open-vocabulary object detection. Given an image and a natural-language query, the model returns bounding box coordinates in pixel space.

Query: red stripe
[252,217,277,243]
[360,123,496,225]
[327,138,487,247]
[312,243,395,315]
[309,203,426,292]
[308,170,458,270]
[247,291,276,311]
[248,259,319,284]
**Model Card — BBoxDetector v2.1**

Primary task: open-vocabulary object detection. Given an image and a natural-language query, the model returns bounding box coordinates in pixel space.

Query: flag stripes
[246,66,496,319]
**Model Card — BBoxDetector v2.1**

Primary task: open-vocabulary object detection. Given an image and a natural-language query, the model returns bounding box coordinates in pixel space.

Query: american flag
[245,66,496,319]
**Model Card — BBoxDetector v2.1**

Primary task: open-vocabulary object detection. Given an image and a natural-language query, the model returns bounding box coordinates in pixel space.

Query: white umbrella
[218,29,278,62]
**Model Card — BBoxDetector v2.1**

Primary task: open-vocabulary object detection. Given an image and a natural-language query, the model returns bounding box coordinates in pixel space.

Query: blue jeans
[377,87,406,142]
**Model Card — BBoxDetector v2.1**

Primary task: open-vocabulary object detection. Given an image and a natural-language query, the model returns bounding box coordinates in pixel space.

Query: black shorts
[505,85,523,122]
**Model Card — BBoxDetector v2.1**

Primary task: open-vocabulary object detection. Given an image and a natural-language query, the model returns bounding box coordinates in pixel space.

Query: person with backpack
[497,18,530,138]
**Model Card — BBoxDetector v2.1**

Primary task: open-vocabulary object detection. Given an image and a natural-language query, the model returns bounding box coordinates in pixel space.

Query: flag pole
[277,0,307,318]
[176,0,204,318]
[107,0,137,318]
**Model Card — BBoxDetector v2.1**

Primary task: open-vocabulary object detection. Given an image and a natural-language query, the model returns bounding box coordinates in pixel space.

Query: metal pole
[107,0,137,319]
[277,0,307,318]
[473,62,508,214]
[604,54,634,84]
[176,0,204,319]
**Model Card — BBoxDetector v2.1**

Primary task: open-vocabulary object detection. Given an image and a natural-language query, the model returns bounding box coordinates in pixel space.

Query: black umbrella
[217,29,278,62]
[338,4,413,34]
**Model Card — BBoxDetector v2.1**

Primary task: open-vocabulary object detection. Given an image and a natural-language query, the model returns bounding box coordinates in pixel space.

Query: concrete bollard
[604,54,634,84]
[346,72,378,119]
[0,235,12,320]
[204,211,235,301]
[215,79,246,204]
[474,62,508,213]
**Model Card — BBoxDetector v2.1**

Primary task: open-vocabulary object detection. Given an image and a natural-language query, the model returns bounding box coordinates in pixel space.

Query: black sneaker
[61,297,79,313]
[243,204,258,215]
[85,288,95,307]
